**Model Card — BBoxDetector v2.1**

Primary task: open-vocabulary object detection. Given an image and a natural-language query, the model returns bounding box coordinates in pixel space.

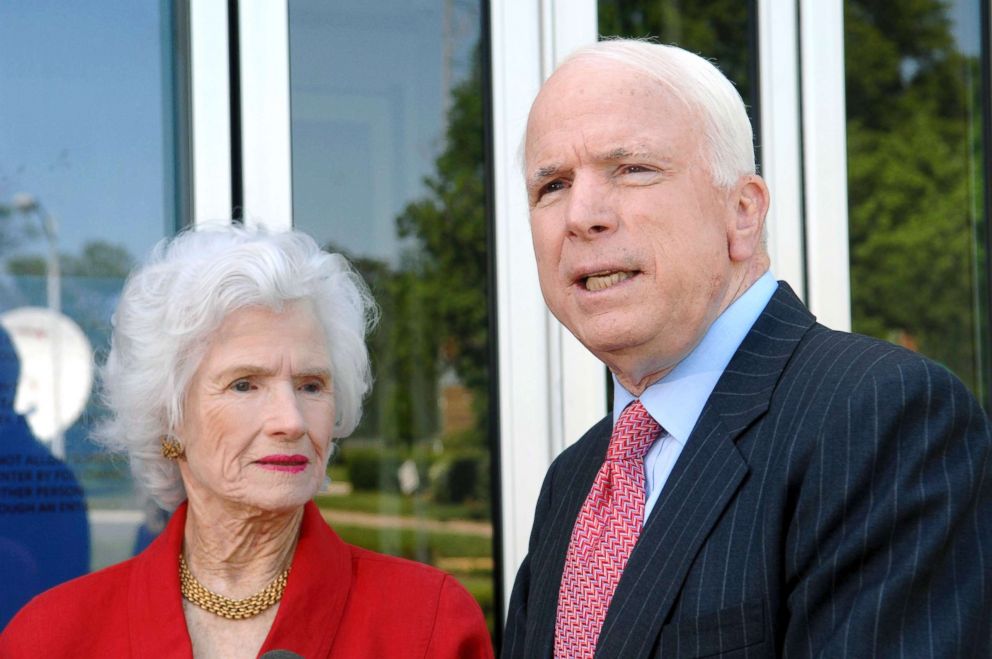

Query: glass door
[286,0,498,636]
[0,0,186,626]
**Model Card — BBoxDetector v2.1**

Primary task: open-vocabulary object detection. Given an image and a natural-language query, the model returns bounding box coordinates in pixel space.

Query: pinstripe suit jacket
[503,283,992,658]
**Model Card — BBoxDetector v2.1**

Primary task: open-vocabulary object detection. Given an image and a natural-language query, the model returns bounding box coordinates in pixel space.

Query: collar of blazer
[529,282,817,658]
[600,281,815,657]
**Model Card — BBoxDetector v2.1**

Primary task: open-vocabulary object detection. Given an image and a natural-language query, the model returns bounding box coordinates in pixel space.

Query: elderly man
[502,39,991,658]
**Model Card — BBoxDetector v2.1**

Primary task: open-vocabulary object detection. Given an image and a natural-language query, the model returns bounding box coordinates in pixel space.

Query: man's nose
[564,176,618,239]
[265,384,307,440]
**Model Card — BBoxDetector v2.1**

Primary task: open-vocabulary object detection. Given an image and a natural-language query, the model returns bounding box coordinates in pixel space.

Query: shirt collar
[613,271,778,443]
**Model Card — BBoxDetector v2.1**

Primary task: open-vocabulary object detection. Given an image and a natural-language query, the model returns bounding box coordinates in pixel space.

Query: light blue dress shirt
[612,271,778,523]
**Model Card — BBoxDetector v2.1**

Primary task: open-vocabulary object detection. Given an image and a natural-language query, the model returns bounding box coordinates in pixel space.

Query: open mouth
[583,270,636,292]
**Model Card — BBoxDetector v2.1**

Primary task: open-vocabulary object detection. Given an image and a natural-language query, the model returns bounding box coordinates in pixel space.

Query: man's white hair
[558,38,756,188]
[93,223,378,510]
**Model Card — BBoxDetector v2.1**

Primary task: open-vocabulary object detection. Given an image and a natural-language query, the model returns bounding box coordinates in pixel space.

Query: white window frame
[189,0,232,226]
[490,0,607,610]
[238,1,293,231]
[758,0,805,296]
[798,0,851,331]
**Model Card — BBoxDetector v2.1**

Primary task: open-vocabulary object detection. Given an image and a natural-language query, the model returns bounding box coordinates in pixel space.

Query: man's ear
[727,175,769,263]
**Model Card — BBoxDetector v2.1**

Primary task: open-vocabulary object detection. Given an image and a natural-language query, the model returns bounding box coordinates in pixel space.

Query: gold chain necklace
[179,555,290,620]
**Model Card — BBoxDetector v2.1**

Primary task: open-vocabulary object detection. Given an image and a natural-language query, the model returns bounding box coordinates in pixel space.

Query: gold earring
[161,438,185,460]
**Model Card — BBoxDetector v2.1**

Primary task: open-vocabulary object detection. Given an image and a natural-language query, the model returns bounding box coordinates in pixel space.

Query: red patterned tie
[554,400,661,658]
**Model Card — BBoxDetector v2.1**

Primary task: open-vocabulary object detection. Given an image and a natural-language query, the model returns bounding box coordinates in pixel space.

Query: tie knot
[607,400,661,461]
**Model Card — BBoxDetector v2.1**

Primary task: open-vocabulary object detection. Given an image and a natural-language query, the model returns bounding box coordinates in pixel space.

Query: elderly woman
[0,226,492,658]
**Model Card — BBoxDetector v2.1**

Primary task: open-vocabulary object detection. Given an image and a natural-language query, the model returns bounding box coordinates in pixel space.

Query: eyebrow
[598,147,674,164]
[527,163,563,189]
[216,365,332,381]
[527,148,674,188]
[601,147,635,160]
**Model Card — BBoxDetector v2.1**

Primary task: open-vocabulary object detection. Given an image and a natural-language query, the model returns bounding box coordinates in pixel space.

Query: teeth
[585,271,633,291]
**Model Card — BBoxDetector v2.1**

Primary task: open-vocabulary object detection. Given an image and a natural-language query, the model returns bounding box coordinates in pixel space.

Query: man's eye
[621,164,650,174]
[536,179,568,201]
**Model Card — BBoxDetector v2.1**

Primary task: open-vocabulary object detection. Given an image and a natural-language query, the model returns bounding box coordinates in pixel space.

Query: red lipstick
[255,454,309,474]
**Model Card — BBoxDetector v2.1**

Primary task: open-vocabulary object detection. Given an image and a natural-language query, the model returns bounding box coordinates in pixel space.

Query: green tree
[5,240,133,278]
[599,0,755,108]
[845,0,988,395]
[393,48,492,442]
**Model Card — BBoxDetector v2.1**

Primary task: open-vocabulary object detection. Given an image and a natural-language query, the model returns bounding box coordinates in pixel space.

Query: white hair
[556,39,756,188]
[94,223,378,510]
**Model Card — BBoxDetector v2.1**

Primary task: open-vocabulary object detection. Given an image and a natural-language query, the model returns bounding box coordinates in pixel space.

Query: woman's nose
[265,385,307,440]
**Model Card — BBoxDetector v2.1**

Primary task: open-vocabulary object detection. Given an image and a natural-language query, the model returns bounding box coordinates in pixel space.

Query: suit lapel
[526,415,613,658]
[596,282,815,657]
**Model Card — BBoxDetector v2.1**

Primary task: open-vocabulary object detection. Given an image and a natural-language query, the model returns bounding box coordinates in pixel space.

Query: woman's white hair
[563,38,756,188]
[94,223,378,510]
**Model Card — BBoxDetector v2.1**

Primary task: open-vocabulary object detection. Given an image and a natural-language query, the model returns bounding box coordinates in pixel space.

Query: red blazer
[0,501,493,658]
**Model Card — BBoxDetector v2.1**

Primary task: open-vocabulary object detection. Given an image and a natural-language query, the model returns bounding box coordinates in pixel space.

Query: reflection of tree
[845,0,987,395]
[5,241,133,278]
[395,46,490,441]
[341,251,441,446]
[599,0,755,107]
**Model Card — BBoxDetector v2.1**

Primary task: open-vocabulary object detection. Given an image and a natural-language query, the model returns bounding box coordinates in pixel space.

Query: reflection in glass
[0,0,181,620]
[598,1,758,123]
[845,0,990,403]
[288,0,496,633]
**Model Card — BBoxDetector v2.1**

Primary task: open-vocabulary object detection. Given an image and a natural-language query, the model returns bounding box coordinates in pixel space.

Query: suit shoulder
[778,325,990,455]
[788,324,975,399]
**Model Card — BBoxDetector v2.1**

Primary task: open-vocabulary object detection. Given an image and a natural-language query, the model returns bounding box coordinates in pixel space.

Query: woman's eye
[300,381,324,394]
[231,379,252,392]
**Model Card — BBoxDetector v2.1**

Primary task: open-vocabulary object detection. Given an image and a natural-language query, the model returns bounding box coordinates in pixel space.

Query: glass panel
[598,1,759,129]
[287,0,495,635]
[0,1,181,626]
[845,0,990,404]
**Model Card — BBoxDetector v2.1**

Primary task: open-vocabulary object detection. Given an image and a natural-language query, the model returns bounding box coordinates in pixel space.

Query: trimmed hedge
[344,445,489,507]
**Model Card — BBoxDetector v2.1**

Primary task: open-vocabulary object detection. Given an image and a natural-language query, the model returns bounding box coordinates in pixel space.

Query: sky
[0,0,173,265]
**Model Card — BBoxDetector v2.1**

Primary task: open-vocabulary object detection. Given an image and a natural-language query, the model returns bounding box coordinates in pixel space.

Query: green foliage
[330,47,493,450]
[330,523,491,560]
[430,449,488,506]
[345,447,404,493]
[598,0,755,106]
[844,0,988,393]
[65,242,133,277]
[314,490,483,521]
[5,240,133,277]
[394,47,492,433]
